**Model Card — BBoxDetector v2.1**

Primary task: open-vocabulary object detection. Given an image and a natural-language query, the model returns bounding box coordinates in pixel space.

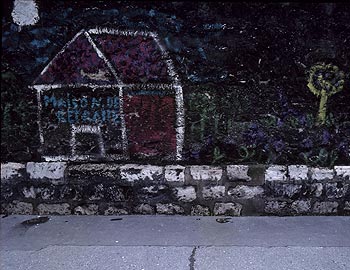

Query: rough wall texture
[1,2,350,215]
[2,1,350,165]
[1,163,349,216]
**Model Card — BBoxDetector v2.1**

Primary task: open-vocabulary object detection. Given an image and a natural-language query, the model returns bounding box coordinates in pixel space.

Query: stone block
[37,203,71,215]
[165,165,185,183]
[137,185,170,204]
[59,185,83,201]
[190,205,211,216]
[120,164,164,183]
[228,185,264,199]
[213,202,242,216]
[104,206,128,215]
[141,185,168,194]
[88,183,105,200]
[173,186,196,202]
[189,166,222,182]
[245,165,265,185]
[156,203,184,215]
[40,187,56,201]
[325,183,349,199]
[21,186,38,199]
[344,201,350,211]
[27,162,66,184]
[74,205,99,215]
[2,201,33,215]
[21,186,55,201]
[310,168,334,181]
[134,204,155,215]
[1,185,14,201]
[88,184,125,202]
[265,201,288,214]
[1,163,25,182]
[335,166,350,179]
[268,184,302,199]
[291,200,311,214]
[67,164,120,182]
[265,165,287,182]
[310,183,323,197]
[288,165,309,181]
[226,165,251,181]
[202,186,225,200]
[312,201,338,214]
[104,186,126,202]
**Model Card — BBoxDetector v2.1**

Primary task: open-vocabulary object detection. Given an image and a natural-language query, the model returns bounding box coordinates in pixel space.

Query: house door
[124,93,177,159]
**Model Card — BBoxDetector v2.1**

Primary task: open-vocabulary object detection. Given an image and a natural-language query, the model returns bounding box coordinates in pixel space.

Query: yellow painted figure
[307,63,345,125]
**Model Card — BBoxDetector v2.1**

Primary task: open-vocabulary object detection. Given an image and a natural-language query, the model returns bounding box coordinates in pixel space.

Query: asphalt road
[1,215,349,270]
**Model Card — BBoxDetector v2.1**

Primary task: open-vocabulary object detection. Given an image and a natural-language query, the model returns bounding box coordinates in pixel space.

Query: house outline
[29,28,185,161]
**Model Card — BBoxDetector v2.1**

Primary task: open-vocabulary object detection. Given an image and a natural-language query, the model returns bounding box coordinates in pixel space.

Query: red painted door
[124,94,177,159]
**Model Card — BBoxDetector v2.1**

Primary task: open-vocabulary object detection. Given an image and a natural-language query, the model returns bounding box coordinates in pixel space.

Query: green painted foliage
[307,63,345,125]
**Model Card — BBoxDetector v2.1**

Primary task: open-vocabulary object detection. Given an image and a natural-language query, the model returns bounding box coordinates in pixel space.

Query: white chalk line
[30,83,175,92]
[88,27,153,37]
[151,32,184,160]
[43,154,124,162]
[36,89,44,144]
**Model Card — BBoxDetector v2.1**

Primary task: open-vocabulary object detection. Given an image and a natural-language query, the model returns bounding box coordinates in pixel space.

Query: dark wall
[2,1,350,166]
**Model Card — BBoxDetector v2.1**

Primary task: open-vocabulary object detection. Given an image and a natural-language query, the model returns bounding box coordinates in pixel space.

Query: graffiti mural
[30,28,184,161]
[1,2,350,165]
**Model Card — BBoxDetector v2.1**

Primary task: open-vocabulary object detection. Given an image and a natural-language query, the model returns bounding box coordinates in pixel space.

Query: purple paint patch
[91,34,170,84]
[34,33,117,85]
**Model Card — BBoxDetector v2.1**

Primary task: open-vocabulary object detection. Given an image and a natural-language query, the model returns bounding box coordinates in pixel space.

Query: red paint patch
[124,95,177,158]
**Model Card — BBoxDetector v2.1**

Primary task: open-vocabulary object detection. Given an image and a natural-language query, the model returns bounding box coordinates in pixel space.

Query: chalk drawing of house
[30,28,184,161]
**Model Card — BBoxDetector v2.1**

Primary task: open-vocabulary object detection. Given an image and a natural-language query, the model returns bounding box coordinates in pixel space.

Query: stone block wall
[1,162,349,216]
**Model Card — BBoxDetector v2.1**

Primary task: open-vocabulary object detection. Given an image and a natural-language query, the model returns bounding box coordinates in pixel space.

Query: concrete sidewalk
[1,215,349,270]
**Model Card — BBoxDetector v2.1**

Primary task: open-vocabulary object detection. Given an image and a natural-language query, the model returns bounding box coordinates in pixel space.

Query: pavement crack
[189,246,197,270]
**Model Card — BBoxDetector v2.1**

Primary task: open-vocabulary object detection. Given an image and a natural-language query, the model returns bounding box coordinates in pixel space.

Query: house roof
[32,28,174,89]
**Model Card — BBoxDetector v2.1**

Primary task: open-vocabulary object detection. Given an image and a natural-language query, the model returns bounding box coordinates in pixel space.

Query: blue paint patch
[29,29,41,35]
[127,90,167,96]
[164,37,182,53]
[36,57,49,64]
[198,47,207,60]
[30,39,50,48]
[62,8,73,18]
[43,94,120,124]
[10,23,19,32]
[188,74,203,83]
[175,23,182,32]
[203,23,225,30]
[102,9,119,16]
[53,108,120,124]
[29,27,60,36]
